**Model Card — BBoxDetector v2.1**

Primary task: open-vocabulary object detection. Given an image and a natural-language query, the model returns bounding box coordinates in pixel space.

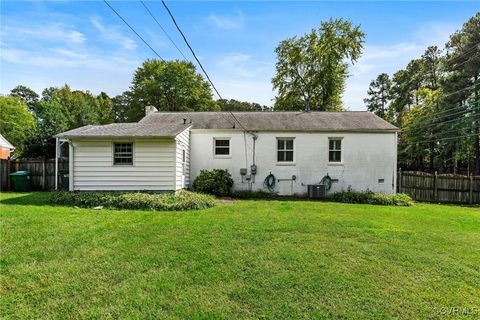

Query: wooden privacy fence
[0,159,68,191]
[398,171,480,204]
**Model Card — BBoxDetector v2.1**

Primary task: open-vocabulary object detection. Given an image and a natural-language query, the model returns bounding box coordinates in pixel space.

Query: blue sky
[1,1,479,110]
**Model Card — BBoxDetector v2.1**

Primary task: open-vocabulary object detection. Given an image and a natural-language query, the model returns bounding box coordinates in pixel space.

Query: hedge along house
[55,107,398,195]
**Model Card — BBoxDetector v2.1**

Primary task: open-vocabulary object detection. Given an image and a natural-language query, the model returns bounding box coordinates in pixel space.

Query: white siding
[190,130,397,196]
[174,128,191,190]
[72,139,176,191]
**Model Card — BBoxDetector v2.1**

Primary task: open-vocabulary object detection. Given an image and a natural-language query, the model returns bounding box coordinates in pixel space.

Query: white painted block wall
[189,130,397,195]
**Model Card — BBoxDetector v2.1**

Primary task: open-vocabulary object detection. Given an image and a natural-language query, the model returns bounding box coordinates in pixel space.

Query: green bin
[59,170,69,189]
[9,171,31,192]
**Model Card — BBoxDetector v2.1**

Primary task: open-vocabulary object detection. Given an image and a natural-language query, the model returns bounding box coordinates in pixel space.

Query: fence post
[398,168,402,193]
[42,159,46,190]
[434,171,438,202]
[470,175,474,205]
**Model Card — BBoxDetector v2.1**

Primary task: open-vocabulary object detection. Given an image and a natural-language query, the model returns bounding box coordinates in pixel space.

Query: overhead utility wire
[404,101,476,129]
[139,1,188,61]
[104,0,165,61]
[407,120,480,144]
[403,103,480,129]
[160,0,248,132]
[398,84,480,125]
[406,133,480,145]
[446,43,480,68]
[423,113,480,128]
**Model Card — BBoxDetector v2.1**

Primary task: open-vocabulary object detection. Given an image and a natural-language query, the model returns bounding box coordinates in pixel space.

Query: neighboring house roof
[140,111,399,132]
[55,122,190,139]
[0,134,15,150]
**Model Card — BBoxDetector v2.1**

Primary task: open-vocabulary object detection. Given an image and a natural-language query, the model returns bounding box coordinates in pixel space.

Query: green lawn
[1,193,479,319]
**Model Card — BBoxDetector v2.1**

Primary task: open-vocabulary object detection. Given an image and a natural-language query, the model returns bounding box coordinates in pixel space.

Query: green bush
[50,190,216,211]
[231,190,277,199]
[328,191,414,206]
[192,169,234,196]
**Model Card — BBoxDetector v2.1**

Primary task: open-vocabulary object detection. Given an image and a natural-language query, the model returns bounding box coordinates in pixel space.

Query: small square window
[214,139,230,156]
[277,138,294,162]
[329,138,342,162]
[114,143,133,165]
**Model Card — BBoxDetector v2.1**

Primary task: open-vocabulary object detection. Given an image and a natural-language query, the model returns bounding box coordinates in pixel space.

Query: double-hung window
[113,143,133,165]
[214,139,230,156]
[328,138,342,162]
[277,138,294,162]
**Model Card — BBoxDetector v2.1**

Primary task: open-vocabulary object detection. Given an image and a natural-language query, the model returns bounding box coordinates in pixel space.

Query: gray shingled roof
[55,122,190,138]
[140,111,398,132]
[56,111,397,138]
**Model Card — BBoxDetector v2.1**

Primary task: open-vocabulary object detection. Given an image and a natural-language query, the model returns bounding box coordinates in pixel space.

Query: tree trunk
[475,75,480,175]
[429,142,434,172]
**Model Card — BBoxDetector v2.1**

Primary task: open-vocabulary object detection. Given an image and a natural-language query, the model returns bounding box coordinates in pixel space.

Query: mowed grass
[1,193,479,319]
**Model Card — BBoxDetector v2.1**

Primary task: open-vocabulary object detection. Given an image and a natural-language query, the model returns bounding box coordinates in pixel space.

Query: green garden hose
[320,175,332,191]
[264,173,276,192]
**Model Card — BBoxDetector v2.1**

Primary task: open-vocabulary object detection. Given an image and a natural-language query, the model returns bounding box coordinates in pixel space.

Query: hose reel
[320,175,332,191]
[264,172,276,192]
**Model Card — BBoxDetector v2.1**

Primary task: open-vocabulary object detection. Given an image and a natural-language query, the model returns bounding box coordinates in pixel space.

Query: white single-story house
[55,107,398,195]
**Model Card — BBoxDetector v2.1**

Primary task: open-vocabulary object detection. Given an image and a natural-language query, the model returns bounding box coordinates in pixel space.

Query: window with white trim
[113,143,133,165]
[277,138,294,162]
[214,139,230,156]
[329,138,342,162]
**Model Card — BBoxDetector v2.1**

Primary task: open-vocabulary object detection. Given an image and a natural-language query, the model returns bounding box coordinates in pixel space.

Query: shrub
[231,190,277,199]
[50,190,216,211]
[192,169,234,196]
[328,191,414,206]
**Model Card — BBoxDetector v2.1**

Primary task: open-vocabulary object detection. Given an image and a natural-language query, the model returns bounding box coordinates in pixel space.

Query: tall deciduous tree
[26,99,69,157]
[363,73,392,121]
[218,99,269,112]
[22,85,115,158]
[0,96,36,157]
[272,18,365,111]
[128,60,219,121]
[10,85,39,114]
[112,91,134,123]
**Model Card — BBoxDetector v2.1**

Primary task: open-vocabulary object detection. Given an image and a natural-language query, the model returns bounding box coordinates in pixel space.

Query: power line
[412,112,480,130]
[160,0,248,132]
[446,42,480,68]
[139,1,188,61]
[407,121,479,143]
[403,132,480,145]
[409,105,478,128]
[400,96,480,129]
[104,0,164,61]
[442,81,480,99]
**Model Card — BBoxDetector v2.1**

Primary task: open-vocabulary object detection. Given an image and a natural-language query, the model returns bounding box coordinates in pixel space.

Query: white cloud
[217,52,272,78]
[91,17,137,50]
[2,24,86,45]
[206,12,244,30]
[0,15,142,96]
[217,78,275,106]
[1,44,139,71]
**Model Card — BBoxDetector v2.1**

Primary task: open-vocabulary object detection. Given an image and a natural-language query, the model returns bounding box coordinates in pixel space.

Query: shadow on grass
[0,192,52,206]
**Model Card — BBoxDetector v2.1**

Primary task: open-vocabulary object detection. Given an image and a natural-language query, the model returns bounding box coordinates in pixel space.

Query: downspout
[251,133,258,185]
[55,137,59,190]
[68,140,74,191]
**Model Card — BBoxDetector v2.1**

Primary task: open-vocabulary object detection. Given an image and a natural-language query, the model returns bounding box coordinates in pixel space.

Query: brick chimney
[145,105,158,115]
